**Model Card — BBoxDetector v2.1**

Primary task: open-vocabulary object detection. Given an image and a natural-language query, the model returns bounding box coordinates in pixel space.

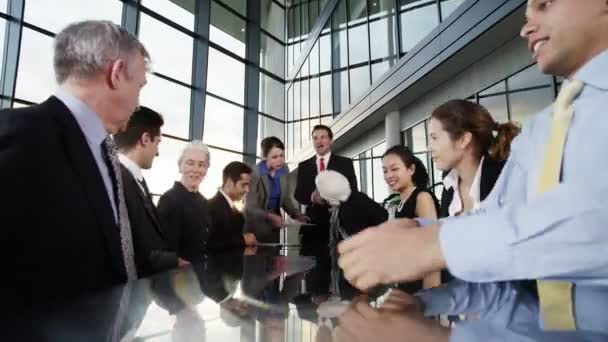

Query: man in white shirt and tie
[338,0,608,332]
[115,106,188,276]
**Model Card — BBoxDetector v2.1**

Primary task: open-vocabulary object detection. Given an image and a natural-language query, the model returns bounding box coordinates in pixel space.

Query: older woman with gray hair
[157,140,212,263]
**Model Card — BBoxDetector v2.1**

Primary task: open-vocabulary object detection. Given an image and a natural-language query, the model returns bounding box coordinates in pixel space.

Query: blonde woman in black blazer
[245,137,306,243]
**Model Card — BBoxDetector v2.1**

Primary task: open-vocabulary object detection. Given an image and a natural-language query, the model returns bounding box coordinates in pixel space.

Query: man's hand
[294,213,310,223]
[379,289,425,313]
[311,189,325,205]
[177,258,190,267]
[337,222,445,291]
[267,212,284,228]
[244,246,258,256]
[336,300,449,342]
[243,233,257,246]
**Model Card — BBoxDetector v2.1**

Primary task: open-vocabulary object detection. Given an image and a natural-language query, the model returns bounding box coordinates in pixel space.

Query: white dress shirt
[118,153,146,195]
[316,152,332,173]
[220,189,235,209]
[443,156,485,216]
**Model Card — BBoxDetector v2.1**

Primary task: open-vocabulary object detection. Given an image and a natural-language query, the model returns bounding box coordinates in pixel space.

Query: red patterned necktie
[320,157,326,172]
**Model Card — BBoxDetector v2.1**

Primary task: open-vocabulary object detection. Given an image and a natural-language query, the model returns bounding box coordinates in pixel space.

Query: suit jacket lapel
[259,172,270,208]
[47,97,126,279]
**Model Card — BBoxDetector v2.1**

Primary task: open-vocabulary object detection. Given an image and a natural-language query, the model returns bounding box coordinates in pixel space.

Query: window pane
[287,123,294,160]
[479,94,509,124]
[370,15,399,60]
[203,96,244,152]
[368,0,396,19]
[348,24,369,65]
[479,80,506,96]
[15,29,55,103]
[353,159,362,191]
[310,40,320,75]
[332,29,348,68]
[261,0,285,42]
[302,118,310,147]
[332,70,349,114]
[350,65,370,101]
[400,1,439,53]
[373,157,388,201]
[201,148,244,199]
[142,137,186,196]
[259,73,285,120]
[301,78,310,119]
[371,59,394,82]
[211,1,247,58]
[139,14,193,84]
[320,74,333,115]
[0,19,6,80]
[294,121,301,154]
[412,122,427,153]
[0,0,6,13]
[257,116,285,157]
[218,0,246,17]
[320,115,332,127]
[508,64,552,91]
[365,157,373,196]
[140,75,191,138]
[310,76,320,117]
[509,88,553,127]
[414,152,429,186]
[440,0,466,21]
[24,0,121,33]
[207,48,245,104]
[142,0,195,30]
[349,0,367,22]
[294,80,301,120]
[260,32,285,77]
[287,85,293,121]
[372,141,387,157]
[319,34,332,73]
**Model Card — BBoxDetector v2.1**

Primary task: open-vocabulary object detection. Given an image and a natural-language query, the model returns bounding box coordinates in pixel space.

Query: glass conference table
[5,244,608,342]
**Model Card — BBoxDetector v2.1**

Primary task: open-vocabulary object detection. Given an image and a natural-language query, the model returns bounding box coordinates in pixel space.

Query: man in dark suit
[114,106,188,277]
[294,125,358,255]
[0,20,150,312]
[208,161,258,252]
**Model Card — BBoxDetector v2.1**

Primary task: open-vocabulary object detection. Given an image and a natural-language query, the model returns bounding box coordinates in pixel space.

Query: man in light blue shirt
[337,0,608,329]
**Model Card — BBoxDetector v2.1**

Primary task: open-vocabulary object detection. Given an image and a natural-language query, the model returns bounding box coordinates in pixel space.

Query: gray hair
[178,140,211,167]
[53,20,150,84]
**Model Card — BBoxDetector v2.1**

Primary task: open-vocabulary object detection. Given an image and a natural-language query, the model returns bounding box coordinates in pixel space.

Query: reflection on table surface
[4,244,608,342]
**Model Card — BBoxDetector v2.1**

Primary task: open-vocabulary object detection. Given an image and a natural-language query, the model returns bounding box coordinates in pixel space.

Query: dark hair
[114,106,164,151]
[222,161,252,185]
[260,136,285,158]
[431,99,520,161]
[311,124,333,139]
[382,145,430,188]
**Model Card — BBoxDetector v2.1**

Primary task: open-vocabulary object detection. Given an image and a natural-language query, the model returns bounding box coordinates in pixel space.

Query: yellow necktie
[536,79,584,331]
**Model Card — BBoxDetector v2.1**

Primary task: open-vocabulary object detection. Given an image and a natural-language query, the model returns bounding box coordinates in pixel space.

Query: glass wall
[0,0,287,199]
[285,0,466,160]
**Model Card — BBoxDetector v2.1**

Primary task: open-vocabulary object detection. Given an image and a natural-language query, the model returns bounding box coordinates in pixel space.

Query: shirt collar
[54,87,107,147]
[572,48,608,90]
[317,152,331,162]
[118,153,144,182]
[219,189,235,208]
[444,156,484,216]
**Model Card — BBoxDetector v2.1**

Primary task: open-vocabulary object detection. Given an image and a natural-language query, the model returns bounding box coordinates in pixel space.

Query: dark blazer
[207,191,246,252]
[439,156,506,218]
[120,165,178,276]
[294,154,358,245]
[245,163,300,242]
[157,181,211,263]
[0,96,127,313]
[338,191,388,237]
